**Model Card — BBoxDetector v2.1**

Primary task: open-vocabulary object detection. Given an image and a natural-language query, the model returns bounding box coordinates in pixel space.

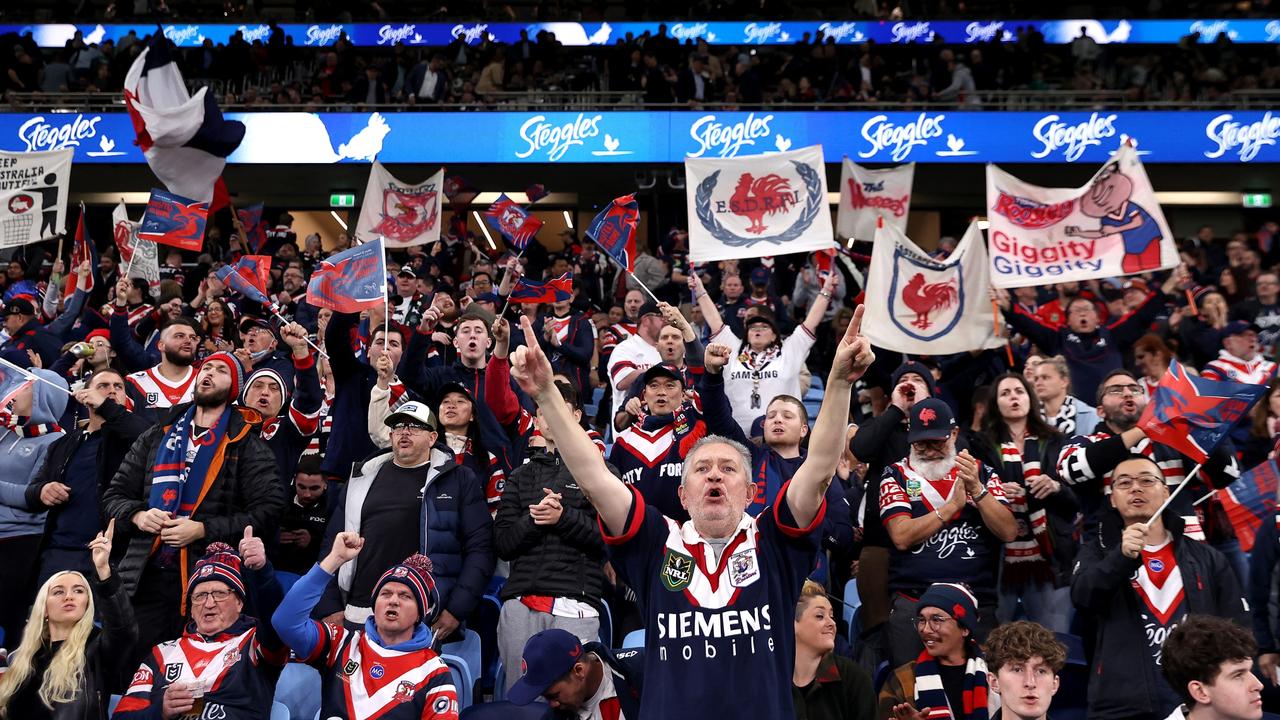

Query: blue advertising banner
[5,18,1280,48]
[2,110,1277,164]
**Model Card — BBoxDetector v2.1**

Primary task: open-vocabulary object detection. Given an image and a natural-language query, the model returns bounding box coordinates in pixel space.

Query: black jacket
[494,449,611,611]
[2,572,136,720]
[1071,510,1249,720]
[101,404,285,595]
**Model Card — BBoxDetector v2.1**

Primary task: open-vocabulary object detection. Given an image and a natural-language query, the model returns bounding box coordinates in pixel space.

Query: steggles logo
[818,22,862,42]
[378,24,421,45]
[670,23,709,40]
[891,22,933,43]
[859,113,945,162]
[687,113,774,158]
[451,24,491,43]
[964,21,1006,42]
[19,114,102,152]
[305,25,344,45]
[1031,112,1118,162]
[238,25,271,42]
[162,25,202,45]
[517,113,603,161]
[743,23,783,44]
[1204,112,1280,162]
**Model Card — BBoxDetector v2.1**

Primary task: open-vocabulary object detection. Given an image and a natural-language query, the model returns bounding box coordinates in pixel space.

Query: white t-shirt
[607,334,660,422]
[711,325,816,433]
[577,658,621,720]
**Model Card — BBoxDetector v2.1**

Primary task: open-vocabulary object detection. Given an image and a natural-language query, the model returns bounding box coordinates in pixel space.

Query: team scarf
[737,343,781,372]
[148,405,234,580]
[0,413,61,437]
[1044,400,1078,435]
[912,647,989,720]
[998,437,1055,589]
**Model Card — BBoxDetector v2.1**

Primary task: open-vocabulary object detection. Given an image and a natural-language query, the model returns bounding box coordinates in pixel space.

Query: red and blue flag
[510,272,573,304]
[484,194,543,249]
[1138,357,1267,463]
[585,194,639,273]
[812,248,837,278]
[215,255,272,306]
[237,203,267,254]
[525,183,549,203]
[139,189,208,252]
[64,203,100,301]
[306,239,387,313]
[1219,458,1280,552]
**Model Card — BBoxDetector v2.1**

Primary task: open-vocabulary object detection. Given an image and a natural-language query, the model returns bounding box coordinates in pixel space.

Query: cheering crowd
[0,210,1277,720]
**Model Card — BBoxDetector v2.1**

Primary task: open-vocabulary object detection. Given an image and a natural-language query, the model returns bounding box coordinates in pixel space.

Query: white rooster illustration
[339,113,391,162]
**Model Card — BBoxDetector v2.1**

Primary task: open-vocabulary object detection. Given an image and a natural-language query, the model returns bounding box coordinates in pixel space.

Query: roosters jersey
[1134,539,1185,668]
[879,460,1008,602]
[127,365,196,410]
[301,622,459,720]
[1201,351,1278,385]
[600,484,824,720]
[608,407,707,523]
[114,621,287,719]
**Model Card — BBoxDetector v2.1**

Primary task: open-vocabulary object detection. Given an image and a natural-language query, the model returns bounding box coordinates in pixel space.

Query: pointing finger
[847,305,865,341]
[105,517,115,540]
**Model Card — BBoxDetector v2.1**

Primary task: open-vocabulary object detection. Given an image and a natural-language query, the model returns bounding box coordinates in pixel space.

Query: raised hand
[280,322,309,353]
[510,315,555,398]
[239,526,266,570]
[704,343,732,374]
[322,531,364,572]
[830,305,875,385]
[89,518,114,580]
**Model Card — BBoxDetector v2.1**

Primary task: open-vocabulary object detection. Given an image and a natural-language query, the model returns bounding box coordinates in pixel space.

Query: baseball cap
[743,313,779,333]
[398,266,418,278]
[240,316,276,336]
[638,300,663,319]
[1223,320,1262,336]
[641,363,685,386]
[475,291,500,304]
[437,381,475,405]
[385,401,438,431]
[749,267,770,285]
[508,629,588,706]
[1121,278,1148,293]
[907,398,956,444]
[3,298,35,316]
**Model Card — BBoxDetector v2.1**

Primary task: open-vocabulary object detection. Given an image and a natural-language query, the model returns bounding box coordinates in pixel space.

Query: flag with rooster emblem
[863,221,1004,355]
[0,149,72,249]
[685,144,833,263]
[356,162,442,247]
[836,158,913,242]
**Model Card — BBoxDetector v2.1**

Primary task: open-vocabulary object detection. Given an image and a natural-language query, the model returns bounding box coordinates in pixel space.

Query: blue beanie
[917,582,979,633]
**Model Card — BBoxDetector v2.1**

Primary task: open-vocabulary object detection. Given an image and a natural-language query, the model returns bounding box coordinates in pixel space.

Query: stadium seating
[442,653,476,709]
[621,629,645,648]
[274,663,322,720]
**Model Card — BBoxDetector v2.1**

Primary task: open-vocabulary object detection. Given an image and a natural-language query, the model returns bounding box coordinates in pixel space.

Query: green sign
[1243,193,1272,208]
[329,193,356,208]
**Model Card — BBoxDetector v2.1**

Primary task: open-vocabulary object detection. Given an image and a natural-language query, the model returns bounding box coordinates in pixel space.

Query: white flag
[113,202,160,296]
[356,162,443,247]
[863,221,1004,355]
[836,159,913,241]
[986,144,1177,288]
[686,144,834,263]
[0,149,72,249]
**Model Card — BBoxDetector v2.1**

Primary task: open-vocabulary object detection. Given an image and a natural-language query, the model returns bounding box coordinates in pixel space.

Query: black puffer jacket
[101,404,285,595]
[494,449,612,611]
[1,572,136,720]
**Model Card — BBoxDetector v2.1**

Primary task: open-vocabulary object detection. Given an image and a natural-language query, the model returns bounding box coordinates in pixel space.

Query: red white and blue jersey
[600,482,824,720]
[114,619,288,719]
[1201,351,1278,385]
[126,364,197,410]
[298,622,459,720]
[878,459,1009,603]
[608,406,707,522]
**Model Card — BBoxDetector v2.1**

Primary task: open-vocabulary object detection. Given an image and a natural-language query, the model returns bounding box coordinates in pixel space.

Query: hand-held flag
[215,255,273,305]
[64,204,100,301]
[113,201,159,294]
[139,189,208,252]
[585,194,640,273]
[356,163,442,247]
[236,203,267,254]
[484,194,543,249]
[306,239,388,313]
[1218,459,1280,552]
[1138,357,1267,464]
[510,272,573,304]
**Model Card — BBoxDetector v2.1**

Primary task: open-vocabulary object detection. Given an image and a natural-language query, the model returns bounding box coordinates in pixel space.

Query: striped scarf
[913,648,989,720]
[0,413,61,437]
[1045,401,1077,435]
[148,406,233,573]
[999,438,1055,589]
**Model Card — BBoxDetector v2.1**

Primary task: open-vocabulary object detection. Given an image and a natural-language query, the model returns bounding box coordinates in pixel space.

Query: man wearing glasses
[1057,368,1240,544]
[1072,455,1247,720]
[314,401,494,644]
[879,398,1017,669]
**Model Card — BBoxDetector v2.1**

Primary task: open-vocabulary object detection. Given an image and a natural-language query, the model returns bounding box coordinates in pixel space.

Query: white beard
[910,446,957,481]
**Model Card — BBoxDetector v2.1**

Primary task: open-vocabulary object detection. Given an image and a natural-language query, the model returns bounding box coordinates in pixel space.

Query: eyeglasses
[1102,384,1144,397]
[912,615,955,630]
[391,423,431,434]
[191,589,234,605]
[1112,474,1162,492]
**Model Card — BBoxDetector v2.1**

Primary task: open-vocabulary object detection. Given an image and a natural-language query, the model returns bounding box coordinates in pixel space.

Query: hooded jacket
[240,354,323,487]
[100,404,285,594]
[0,369,69,539]
[1071,510,1248,720]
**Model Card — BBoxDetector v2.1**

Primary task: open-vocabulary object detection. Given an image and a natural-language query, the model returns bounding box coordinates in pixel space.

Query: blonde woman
[792,580,875,720]
[0,520,135,719]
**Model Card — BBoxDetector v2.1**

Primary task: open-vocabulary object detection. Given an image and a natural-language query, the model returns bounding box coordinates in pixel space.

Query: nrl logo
[661,550,694,591]
[694,161,824,247]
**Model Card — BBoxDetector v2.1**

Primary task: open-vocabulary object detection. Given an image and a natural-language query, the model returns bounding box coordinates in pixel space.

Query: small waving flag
[139,189,208,252]
[525,183,549,203]
[215,255,273,306]
[306,239,387,313]
[1138,357,1267,463]
[813,248,837,277]
[484,194,543,249]
[443,173,478,210]
[510,272,573,304]
[1218,458,1280,552]
[585,194,639,273]
[237,203,267,254]
[64,204,100,301]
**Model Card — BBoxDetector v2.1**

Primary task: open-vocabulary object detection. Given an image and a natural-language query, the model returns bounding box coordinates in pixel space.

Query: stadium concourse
[3,3,1280,720]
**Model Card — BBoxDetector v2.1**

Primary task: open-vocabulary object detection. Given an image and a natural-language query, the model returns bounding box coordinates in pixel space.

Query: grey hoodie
[0,369,68,539]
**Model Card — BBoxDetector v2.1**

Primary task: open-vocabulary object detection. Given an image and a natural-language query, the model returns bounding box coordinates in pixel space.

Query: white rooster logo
[338,113,391,161]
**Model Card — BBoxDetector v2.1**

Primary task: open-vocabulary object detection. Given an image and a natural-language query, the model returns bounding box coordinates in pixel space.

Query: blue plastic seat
[493,660,507,702]
[108,694,121,716]
[621,629,645,648]
[274,663,322,720]
[842,579,862,642]
[270,701,290,720]
[460,700,547,719]
[442,653,475,709]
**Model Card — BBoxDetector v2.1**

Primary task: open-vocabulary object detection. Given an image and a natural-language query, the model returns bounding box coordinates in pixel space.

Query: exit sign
[1243,193,1272,208]
[330,193,356,208]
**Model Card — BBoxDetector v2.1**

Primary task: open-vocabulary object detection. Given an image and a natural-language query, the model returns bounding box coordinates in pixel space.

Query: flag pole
[268,306,329,360]
[0,357,74,396]
[1192,488,1216,507]
[626,269,661,304]
[496,248,528,319]
[1149,462,1205,521]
